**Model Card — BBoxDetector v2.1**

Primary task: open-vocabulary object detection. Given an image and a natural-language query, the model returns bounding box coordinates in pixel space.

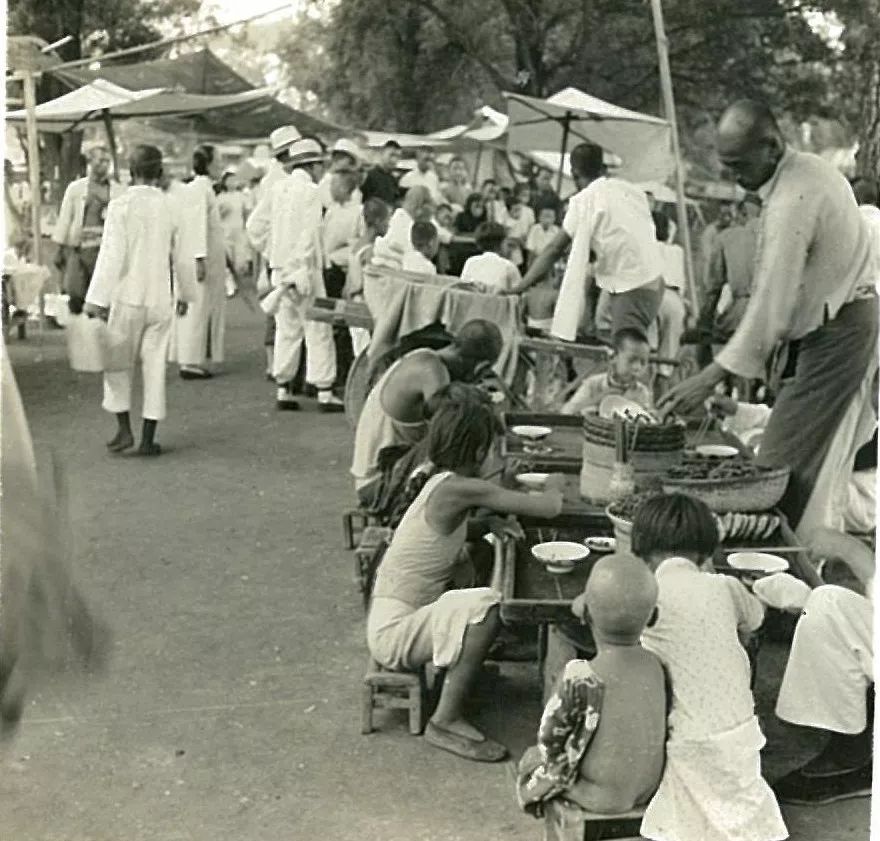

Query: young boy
[347,198,391,357]
[84,145,193,456]
[460,221,522,293]
[562,327,653,415]
[526,205,560,266]
[631,493,787,841]
[401,220,439,275]
[517,554,668,816]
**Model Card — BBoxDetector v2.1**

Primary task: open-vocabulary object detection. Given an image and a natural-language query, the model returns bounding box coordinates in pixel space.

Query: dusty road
[1,305,871,840]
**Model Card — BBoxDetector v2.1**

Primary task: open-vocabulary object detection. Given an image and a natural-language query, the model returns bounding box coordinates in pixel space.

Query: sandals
[424,721,507,763]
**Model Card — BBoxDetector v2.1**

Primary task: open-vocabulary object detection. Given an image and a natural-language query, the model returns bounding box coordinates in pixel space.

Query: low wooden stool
[354,526,393,608]
[342,507,371,550]
[362,657,426,736]
[544,798,644,841]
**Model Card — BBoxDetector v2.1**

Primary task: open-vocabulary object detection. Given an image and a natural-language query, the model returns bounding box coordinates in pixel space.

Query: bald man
[659,100,878,535]
[518,555,667,816]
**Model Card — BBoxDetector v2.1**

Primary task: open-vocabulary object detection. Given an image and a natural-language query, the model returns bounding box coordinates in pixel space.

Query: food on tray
[606,492,657,522]
[584,536,616,553]
[666,453,772,481]
[714,511,780,543]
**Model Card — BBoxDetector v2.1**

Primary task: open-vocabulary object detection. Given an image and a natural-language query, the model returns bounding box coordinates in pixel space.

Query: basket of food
[604,492,657,555]
[661,454,790,513]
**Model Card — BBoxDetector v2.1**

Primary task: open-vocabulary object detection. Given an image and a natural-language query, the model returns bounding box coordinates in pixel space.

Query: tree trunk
[855,55,880,178]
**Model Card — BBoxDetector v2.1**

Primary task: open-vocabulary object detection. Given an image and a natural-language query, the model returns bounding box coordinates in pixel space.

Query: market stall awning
[5,78,273,133]
[429,106,508,148]
[505,87,674,182]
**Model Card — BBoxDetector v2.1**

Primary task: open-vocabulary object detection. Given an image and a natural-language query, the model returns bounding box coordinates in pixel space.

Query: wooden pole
[21,71,43,266]
[101,109,121,181]
[556,112,571,195]
[649,0,698,315]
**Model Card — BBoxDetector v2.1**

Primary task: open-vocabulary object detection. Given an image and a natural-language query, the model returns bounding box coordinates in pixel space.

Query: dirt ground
[1,304,872,841]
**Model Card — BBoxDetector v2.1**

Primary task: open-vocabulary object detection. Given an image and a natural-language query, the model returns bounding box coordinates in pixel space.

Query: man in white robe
[247,137,342,412]
[84,145,195,455]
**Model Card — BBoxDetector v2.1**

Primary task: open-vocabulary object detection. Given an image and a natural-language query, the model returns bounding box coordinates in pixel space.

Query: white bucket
[65,313,105,373]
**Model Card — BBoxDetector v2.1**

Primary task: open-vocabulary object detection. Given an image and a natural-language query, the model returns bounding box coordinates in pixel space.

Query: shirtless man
[517,554,667,815]
[350,319,503,501]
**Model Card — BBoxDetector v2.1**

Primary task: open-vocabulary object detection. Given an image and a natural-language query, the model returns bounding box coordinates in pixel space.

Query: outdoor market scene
[1,1,878,839]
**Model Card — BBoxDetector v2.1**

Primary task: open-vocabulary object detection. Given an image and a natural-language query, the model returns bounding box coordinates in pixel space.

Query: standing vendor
[52,143,123,314]
[659,100,879,535]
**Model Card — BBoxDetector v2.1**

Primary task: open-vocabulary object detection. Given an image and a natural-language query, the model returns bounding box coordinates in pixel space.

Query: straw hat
[269,125,301,156]
[287,138,325,167]
[330,138,360,162]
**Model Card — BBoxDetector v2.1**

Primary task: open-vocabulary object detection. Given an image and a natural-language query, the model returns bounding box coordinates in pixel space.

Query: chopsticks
[692,413,713,448]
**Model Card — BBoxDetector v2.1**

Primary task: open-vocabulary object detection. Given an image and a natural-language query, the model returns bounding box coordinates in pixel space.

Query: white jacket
[52,176,124,247]
[85,186,195,310]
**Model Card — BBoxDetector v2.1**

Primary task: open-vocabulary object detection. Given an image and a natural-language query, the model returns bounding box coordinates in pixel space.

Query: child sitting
[563,328,653,415]
[460,221,522,293]
[401,220,439,275]
[506,197,535,242]
[526,205,560,267]
[632,493,787,841]
[517,554,668,816]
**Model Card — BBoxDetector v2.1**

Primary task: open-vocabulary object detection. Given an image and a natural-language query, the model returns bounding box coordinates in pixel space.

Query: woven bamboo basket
[660,466,791,513]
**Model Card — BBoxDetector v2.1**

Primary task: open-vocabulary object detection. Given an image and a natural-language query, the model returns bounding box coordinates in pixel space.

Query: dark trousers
[324,264,354,390]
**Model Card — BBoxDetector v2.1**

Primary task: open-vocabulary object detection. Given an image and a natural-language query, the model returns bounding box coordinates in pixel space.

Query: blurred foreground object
[1,339,110,736]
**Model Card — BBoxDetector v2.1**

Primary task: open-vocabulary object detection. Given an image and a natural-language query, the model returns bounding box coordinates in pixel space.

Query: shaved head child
[517,554,667,816]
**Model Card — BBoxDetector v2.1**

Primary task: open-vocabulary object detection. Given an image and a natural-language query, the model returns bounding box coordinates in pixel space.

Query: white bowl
[511,425,553,441]
[532,541,590,565]
[727,552,789,574]
[584,536,616,553]
[516,472,550,490]
[696,444,739,458]
[546,563,576,575]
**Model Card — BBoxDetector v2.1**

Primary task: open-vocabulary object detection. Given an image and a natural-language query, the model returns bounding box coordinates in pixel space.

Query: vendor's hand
[544,488,565,517]
[657,362,725,419]
[176,300,189,317]
[487,515,525,542]
[195,258,206,284]
[83,302,109,321]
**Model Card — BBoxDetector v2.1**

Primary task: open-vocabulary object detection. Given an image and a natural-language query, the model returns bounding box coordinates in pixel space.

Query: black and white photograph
[1,0,877,838]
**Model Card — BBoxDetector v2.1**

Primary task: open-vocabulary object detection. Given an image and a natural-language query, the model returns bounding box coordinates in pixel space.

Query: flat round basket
[582,414,686,452]
[344,349,378,429]
[661,466,791,513]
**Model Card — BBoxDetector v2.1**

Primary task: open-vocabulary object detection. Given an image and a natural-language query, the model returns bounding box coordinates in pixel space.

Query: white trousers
[655,288,686,378]
[172,274,226,366]
[776,585,873,734]
[102,304,172,421]
[272,289,336,389]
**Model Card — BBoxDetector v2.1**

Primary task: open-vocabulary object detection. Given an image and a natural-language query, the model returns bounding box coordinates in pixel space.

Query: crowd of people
[2,93,878,841]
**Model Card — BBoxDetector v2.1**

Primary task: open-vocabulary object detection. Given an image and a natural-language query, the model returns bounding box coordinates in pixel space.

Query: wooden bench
[354,526,393,609]
[362,657,426,736]
[341,507,372,550]
[544,798,645,841]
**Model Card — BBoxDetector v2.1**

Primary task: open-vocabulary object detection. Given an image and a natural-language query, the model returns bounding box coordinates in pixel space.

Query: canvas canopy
[5,78,273,133]
[505,87,674,182]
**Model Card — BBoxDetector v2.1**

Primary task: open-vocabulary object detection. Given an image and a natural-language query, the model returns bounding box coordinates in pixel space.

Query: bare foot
[107,430,134,452]
[136,442,162,457]
[430,717,486,742]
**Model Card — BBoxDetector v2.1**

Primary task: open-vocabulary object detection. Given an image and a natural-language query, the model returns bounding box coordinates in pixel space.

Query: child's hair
[454,319,504,365]
[363,197,391,230]
[631,493,719,560]
[536,203,557,222]
[612,326,649,352]
[130,144,163,181]
[652,210,670,243]
[463,193,484,215]
[475,221,506,252]
[410,220,438,251]
[426,400,498,470]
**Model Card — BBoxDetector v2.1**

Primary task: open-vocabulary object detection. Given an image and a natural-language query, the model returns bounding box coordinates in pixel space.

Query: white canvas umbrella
[505,87,674,187]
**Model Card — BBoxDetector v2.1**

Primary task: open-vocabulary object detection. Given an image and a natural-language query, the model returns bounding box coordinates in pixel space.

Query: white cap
[269,125,301,155]
[287,138,325,167]
[331,138,360,162]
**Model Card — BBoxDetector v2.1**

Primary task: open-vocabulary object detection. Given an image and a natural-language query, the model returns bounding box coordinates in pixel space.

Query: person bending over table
[367,401,564,762]
[350,319,503,503]
[509,142,664,342]
[658,100,878,537]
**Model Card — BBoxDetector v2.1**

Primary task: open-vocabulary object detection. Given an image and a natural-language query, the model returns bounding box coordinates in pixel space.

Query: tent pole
[21,68,46,346]
[556,112,571,195]
[101,109,120,181]
[649,0,698,315]
[473,142,483,186]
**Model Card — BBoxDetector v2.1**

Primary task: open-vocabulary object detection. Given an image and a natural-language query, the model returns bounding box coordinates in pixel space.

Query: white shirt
[658,241,686,292]
[506,205,535,240]
[86,185,189,310]
[460,251,522,293]
[52,176,124,247]
[641,556,764,740]
[401,250,437,275]
[526,223,560,255]
[322,198,363,268]
[859,204,880,283]
[317,171,362,209]
[562,177,662,294]
[399,168,442,203]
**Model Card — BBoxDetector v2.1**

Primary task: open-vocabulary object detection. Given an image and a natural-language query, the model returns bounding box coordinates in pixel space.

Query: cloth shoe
[317,390,344,413]
[773,762,872,805]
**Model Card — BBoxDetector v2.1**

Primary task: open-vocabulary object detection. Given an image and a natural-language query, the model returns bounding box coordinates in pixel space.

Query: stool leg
[343,513,355,550]
[361,683,374,734]
[409,682,424,735]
